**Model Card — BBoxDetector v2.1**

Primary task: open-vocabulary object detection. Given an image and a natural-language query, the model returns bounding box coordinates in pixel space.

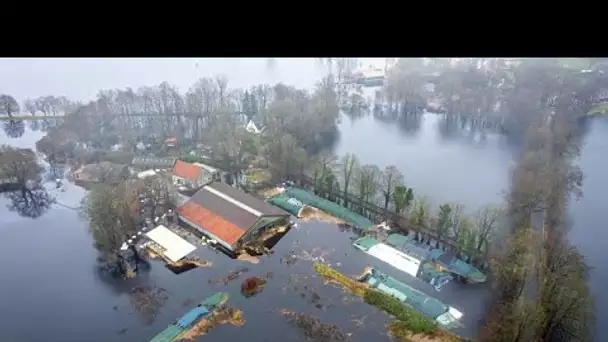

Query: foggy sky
[0,58,385,104]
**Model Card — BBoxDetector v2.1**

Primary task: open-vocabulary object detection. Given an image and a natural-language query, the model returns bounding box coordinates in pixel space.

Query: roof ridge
[203,185,262,217]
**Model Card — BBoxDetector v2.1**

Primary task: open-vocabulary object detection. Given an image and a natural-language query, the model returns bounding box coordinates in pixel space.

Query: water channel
[0,58,605,341]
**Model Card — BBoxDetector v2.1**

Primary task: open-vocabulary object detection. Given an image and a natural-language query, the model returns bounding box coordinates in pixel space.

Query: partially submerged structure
[283,187,375,230]
[358,268,463,328]
[266,193,309,217]
[353,236,453,291]
[145,225,197,262]
[150,292,229,342]
[386,233,487,284]
[176,182,290,253]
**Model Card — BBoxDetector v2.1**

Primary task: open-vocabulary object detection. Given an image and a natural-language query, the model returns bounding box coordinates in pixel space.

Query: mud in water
[129,285,168,324]
[236,253,260,264]
[279,309,352,342]
[240,276,267,298]
[209,267,249,286]
[299,207,346,224]
[177,307,245,341]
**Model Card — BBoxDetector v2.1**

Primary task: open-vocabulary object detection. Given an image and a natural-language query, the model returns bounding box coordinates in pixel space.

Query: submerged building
[353,236,453,291]
[283,187,375,230]
[176,182,290,253]
[386,233,487,284]
[358,268,463,328]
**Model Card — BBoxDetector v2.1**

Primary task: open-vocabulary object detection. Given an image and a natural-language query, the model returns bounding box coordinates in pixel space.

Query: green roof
[367,269,449,319]
[353,236,380,251]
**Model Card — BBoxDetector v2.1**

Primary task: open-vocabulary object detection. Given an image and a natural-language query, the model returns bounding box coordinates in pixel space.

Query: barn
[176,182,290,252]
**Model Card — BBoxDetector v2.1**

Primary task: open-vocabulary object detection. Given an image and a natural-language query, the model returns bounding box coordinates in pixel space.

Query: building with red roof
[171,160,211,190]
[176,182,289,252]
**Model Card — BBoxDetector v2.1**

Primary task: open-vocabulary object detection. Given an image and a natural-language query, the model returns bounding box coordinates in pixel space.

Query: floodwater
[568,118,608,340]
[0,58,605,341]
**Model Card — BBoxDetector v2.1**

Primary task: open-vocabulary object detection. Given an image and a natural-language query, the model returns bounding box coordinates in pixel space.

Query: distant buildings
[172,160,213,190]
[131,156,176,170]
[176,182,289,253]
[72,162,129,184]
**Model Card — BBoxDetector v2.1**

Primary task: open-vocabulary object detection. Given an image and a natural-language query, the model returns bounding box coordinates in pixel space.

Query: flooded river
[0,58,606,341]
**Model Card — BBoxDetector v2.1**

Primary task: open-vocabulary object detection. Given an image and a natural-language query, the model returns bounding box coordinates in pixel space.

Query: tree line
[473,60,605,342]
[375,58,608,144]
[303,152,504,266]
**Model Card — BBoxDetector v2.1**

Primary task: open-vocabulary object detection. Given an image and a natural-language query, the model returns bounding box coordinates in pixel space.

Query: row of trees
[377,58,608,144]
[307,152,503,264]
[477,59,604,341]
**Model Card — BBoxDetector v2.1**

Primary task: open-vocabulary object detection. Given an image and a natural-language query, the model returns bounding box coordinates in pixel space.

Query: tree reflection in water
[4,186,53,219]
[28,119,41,132]
[3,120,25,138]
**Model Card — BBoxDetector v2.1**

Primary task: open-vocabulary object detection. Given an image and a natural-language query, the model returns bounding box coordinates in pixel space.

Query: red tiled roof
[172,160,201,182]
[176,201,246,246]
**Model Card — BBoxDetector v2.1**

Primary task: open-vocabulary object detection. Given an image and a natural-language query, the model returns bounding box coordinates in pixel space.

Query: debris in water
[182,297,195,307]
[258,187,284,199]
[209,267,249,286]
[237,253,260,264]
[299,206,346,224]
[241,276,268,298]
[279,309,352,342]
[165,256,212,274]
[129,285,168,324]
[177,307,245,341]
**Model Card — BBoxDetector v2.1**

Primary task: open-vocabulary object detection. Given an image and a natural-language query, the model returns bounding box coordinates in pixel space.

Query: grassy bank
[313,264,468,342]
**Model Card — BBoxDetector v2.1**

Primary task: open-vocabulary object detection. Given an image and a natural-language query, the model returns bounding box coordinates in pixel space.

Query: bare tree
[353,164,380,214]
[340,153,359,208]
[474,205,504,254]
[381,165,404,211]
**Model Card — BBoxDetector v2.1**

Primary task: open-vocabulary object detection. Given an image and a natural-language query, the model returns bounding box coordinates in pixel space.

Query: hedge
[313,263,466,342]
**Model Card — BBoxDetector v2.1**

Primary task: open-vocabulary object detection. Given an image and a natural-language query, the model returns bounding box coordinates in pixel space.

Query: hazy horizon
[0,58,386,104]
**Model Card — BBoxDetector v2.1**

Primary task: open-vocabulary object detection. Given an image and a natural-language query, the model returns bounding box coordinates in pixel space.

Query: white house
[245,118,265,134]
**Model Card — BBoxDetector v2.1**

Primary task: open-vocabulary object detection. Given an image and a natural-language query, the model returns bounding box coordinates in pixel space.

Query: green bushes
[364,290,437,335]
[313,263,466,342]
[313,264,368,296]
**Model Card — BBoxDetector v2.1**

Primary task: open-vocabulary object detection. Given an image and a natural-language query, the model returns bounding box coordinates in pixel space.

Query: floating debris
[236,253,260,264]
[165,256,212,274]
[129,285,168,324]
[240,277,267,298]
[177,307,245,341]
[258,187,284,199]
[299,206,346,224]
[209,267,249,286]
[280,309,352,342]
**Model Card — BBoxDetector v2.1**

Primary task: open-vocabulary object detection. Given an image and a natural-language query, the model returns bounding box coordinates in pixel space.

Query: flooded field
[0,124,493,342]
[0,184,490,342]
